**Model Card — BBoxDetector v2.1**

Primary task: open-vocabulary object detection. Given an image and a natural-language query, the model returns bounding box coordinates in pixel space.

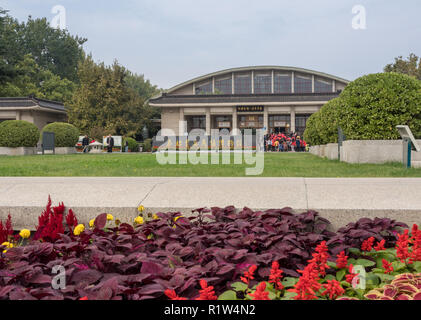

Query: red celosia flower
[0,214,13,243]
[268,261,284,291]
[345,264,359,285]
[165,289,187,300]
[374,239,386,251]
[288,262,321,300]
[321,280,345,300]
[65,209,78,232]
[248,282,270,300]
[196,280,218,300]
[382,259,393,274]
[241,265,257,285]
[308,241,330,276]
[336,251,348,269]
[361,237,375,252]
[79,296,88,300]
[396,230,411,263]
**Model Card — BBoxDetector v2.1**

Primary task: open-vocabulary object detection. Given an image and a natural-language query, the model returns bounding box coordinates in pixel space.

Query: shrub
[0,120,40,147]
[317,98,342,145]
[124,137,139,152]
[143,138,152,152]
[41,122,79,147]
[303,112,322,146]
[338,72,421,140]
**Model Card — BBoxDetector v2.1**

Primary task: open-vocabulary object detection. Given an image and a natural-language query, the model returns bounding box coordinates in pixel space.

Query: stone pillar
[264,107,269,134]
[206,108,211,135]
[232,107,239,135]
[291,72,295,93]
[179,107,186,135]
[290,108,296,133]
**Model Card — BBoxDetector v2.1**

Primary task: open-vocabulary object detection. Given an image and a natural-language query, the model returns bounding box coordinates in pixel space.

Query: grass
[1,152,421,177]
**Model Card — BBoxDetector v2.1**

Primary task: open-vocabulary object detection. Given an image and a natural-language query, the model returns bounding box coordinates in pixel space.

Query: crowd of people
[264,132,308,152]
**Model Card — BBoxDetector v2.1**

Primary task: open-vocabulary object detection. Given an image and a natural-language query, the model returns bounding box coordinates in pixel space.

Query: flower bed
[1,198,420,300]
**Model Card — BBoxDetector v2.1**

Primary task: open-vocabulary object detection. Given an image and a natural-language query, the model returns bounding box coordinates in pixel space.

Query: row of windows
[194,73,334,95]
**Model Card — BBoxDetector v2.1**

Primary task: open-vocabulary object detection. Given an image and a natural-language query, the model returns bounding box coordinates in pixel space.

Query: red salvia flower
[321,280,345,300]
[241,265,257,285]
[409,224,421,264]
[288,262,321,300]
[345,264,359,285]
[196,280,218,300]
[268,261,284,291]
[79,296,88,300]
[396,230,411,263]
[361,237,375,252]
[308,241,330,276]
[382,259,393,274]
[165,289,187,300]
[374,239,386,251]
[248,282,270,300]
[335,251,348,269]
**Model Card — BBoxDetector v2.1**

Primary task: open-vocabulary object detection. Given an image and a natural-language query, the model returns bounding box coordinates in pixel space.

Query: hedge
[0,120,40,147]
[124,137,139,152]
[41,122,80,147]
[304,72,421,145]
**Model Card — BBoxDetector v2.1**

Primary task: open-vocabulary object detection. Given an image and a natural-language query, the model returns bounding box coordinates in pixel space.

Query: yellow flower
[134,216,144,225]
[1,242,13,253]
[89,219,95,228]
[73,224,85,236]
[19,229,31,239]
[115,219,121,226]
[138,205,145,213]
[152,214,159,220]
[174,216,183,223]
[147,234,153,240]
[107,214,114,221]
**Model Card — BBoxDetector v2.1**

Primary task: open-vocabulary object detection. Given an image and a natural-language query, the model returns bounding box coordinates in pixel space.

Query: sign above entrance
[237,106,264,113]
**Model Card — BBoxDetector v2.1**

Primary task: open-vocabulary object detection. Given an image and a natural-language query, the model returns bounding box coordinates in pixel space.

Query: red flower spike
[396,230,411,263]
[382,259,394,274]
[321,280,345,300]
[165,289,187,300]
[336,251,348,269]
[374,239,386,251]
[240,265,257,285]
[268,261,284,291]
[196,280,218,300]
[345,264,359,285]
[361,237,375,252]
[248,282,270,300]
[308,241,330,276]
[288,262,321,300]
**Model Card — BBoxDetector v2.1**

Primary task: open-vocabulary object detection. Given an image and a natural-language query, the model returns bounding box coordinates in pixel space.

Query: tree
[384,54,421,80]
[67,55,146,137]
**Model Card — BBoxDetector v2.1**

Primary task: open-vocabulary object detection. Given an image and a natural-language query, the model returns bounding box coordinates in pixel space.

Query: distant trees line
[0,8,161,140]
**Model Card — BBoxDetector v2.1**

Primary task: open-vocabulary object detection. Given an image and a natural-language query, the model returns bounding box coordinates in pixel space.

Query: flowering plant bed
[0,198,419,300]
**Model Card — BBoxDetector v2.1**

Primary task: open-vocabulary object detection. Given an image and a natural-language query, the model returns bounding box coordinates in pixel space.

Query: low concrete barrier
[0,147,36,156]
[325,143,339,160]
[55,147,77,155]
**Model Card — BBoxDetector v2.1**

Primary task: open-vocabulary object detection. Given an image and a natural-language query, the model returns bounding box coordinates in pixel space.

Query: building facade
[0,97,67,130]
[149,66,349,136]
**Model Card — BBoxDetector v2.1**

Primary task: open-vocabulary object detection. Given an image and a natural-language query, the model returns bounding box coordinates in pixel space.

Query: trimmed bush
[143,138,152,152]
[124,137,139,152]
[41,122,79,147]
[304,72,421,144]
[338,72,421,140]
[0,120,40,147]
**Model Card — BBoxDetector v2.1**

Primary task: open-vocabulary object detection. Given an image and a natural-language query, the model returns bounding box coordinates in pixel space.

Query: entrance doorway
[269,115,291,134]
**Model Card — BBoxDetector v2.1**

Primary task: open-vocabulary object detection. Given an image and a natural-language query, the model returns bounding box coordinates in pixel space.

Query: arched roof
[164,66,350,95]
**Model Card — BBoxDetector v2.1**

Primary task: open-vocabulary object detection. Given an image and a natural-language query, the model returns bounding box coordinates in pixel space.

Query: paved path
[1,177,420,230]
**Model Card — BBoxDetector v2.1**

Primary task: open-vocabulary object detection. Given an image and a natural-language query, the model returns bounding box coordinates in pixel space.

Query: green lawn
[1,152,421,177]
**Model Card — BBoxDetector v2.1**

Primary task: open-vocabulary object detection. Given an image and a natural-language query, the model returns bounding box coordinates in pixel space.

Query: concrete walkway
[0,177,420,230]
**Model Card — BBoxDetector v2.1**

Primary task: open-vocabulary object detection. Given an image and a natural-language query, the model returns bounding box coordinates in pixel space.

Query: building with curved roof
[149,66,349,136]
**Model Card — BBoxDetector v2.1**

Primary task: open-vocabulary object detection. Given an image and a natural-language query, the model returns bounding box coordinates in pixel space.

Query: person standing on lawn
[106,134,114,153]
[82,135,89,153]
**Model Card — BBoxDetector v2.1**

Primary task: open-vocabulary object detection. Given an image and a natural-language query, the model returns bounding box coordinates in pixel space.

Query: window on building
[254,73,272,94]
[295,114,312,135]
[195,82,212,95]
[314,77,332,93]
[274,73,292,93]
[186,116,206,132]
[215,77,232,94]
[294,74,312,93]
[234,74,252,94]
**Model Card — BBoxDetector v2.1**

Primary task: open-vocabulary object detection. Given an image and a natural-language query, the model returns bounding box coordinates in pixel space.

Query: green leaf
[412,261,421,273]
[336,269,346,281]
[355,259,376,267]
[325,274,336,281]
[281,277,298,288]
[391,261,407,272]
[231,282,248,292]
[281,291,298,300]
[218,290,238,300]
[348,248,361,255]
[327,261,337,268]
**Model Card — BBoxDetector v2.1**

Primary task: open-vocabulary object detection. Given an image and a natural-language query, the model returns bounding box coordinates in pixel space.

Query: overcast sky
[3,0,421,89]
